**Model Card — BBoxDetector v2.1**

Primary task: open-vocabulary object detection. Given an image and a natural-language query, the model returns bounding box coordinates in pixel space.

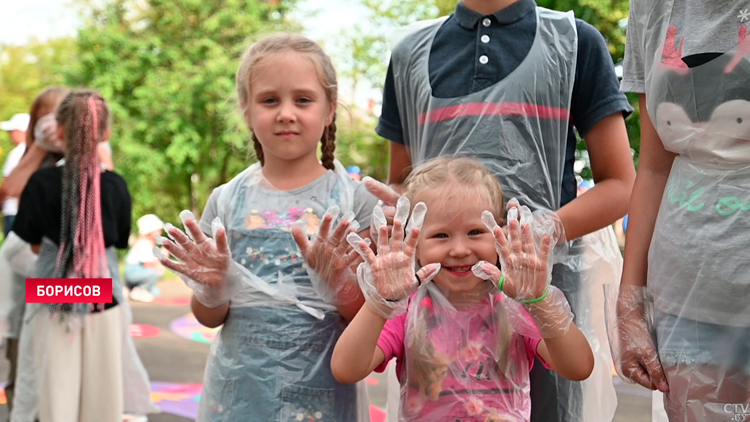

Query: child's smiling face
[415,189,499,295]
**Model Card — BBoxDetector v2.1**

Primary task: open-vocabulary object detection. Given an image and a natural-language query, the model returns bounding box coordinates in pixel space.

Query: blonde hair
[403,157,518,380]
[236,33,337,170]
[404,156,506,221]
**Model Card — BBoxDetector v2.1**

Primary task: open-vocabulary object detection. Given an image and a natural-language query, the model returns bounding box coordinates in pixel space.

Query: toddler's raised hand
[347,197,439,319]
[154,211,243,308]
[483,208,552,301]
[475,205,573,338]
[292,205,363,305]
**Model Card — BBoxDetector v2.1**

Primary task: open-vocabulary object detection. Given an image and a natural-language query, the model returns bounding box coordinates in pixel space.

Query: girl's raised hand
[154,210,241,308]
[477,206,574,338]
[347,196,439,319]
[482,208,552,302]
[292,205,363,305]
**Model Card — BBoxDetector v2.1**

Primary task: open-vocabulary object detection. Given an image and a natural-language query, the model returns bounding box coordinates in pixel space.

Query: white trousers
[34,306,124,422]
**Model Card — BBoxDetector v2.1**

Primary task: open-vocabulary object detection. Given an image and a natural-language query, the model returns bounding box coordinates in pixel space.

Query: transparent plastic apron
[400,282,534,422]
[197,162,369,422]
[640,9,750,420]
[388,8,617,422]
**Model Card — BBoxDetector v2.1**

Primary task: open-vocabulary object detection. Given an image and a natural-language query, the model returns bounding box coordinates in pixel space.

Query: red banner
[26,278,113,303]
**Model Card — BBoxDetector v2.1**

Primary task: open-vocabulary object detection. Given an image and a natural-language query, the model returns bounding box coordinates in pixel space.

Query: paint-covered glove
[347,196,439,319]
[292,205,363,305]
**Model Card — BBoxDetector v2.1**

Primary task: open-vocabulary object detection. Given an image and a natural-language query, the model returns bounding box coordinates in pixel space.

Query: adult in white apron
[384,7,620,422]
[617,1,750,420]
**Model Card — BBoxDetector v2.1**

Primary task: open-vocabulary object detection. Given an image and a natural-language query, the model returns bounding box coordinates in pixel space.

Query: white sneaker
[129,287,155,303]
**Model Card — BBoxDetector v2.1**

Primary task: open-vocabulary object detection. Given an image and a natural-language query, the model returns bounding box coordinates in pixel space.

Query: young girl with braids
[332,157,594,421]
[12,90,132,421]
[156,33,377,421]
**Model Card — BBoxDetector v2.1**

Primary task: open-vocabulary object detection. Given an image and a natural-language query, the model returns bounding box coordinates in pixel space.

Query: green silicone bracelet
[497,275,505,292]
[517,288,550,304]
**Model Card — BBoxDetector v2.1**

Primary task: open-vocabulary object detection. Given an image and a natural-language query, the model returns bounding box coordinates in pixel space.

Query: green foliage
[625,93,641,169]
[0,37,77,162]
[536,0,629,61]
[65,0,299,222]
[335,109,389,181]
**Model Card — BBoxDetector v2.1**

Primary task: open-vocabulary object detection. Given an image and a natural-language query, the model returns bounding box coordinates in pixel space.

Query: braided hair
[53,90,110,283]
[238,33,338,170]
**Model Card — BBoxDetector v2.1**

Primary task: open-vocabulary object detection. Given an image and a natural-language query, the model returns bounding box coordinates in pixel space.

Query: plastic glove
[505,198,566,245]
[291,205,363,305]
[34,113,64,153]
[363,176,401,243]
[483,207,552,301]
[505,198,568,267]
[470,260,542,339]
[154,210,243,308]
[347,196,437,319]
[477,208,573,338]
[606,284,669,392]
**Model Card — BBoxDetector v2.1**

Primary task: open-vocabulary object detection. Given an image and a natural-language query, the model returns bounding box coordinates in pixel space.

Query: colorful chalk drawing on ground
[169,313,220,344]
[150,381,387,421]
[129,324,161,338]
[150,382,202,418]
[0,382,5,405]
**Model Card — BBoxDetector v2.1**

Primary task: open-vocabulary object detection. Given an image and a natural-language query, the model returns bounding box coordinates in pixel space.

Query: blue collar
[454,0,536,29]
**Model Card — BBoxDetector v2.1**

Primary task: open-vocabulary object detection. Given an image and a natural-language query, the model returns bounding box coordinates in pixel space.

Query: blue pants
[124,264,161,292]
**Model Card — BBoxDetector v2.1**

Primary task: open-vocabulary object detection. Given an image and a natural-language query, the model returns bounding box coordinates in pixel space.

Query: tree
[536,0,629,61]
[0,37,77,161]
[335,109,389,182]
[66,0,299,222]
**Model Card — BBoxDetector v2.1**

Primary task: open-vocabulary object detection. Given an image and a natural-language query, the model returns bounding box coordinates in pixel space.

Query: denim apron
[197,164,362,422]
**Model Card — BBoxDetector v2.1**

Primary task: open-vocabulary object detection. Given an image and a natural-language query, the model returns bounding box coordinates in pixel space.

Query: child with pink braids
[12,90,132,422]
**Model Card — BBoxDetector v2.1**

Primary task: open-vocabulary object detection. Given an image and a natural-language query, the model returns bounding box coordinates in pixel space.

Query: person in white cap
[124,214,167,303]
[0,113,30,237]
